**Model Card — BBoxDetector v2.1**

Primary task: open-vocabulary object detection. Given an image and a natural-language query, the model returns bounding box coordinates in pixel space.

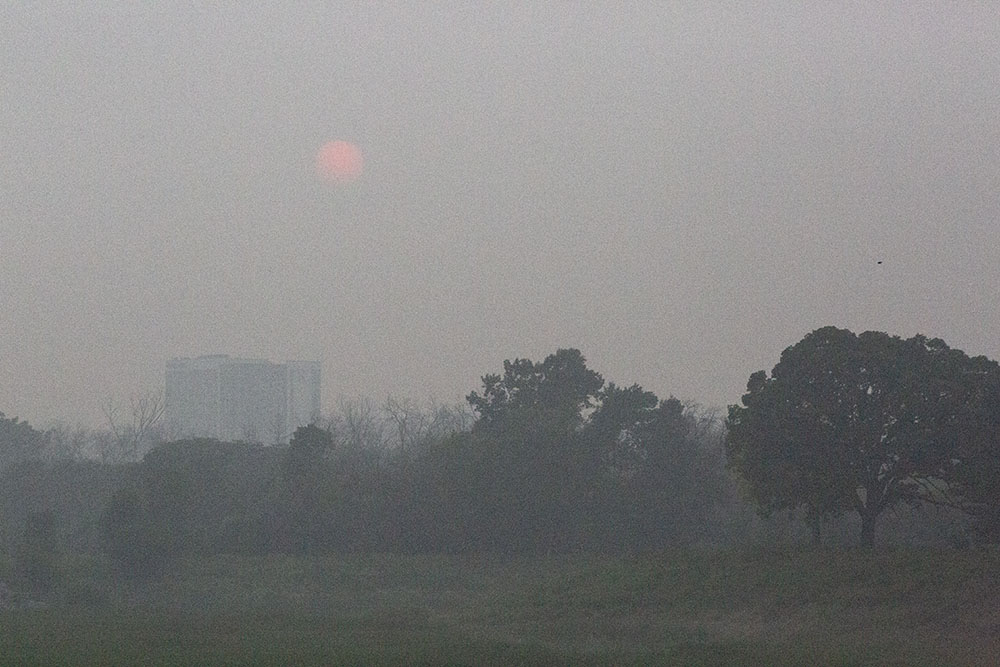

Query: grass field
[2,548,999,665]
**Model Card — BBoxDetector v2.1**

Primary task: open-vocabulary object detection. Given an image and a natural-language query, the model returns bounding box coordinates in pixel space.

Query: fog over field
[3,4,999,425]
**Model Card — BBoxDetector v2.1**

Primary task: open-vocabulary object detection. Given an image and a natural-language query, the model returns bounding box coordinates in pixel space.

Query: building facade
[165,355,321,443]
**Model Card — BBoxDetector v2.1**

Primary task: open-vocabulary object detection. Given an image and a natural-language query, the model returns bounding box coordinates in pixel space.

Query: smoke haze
[3,3,999,424]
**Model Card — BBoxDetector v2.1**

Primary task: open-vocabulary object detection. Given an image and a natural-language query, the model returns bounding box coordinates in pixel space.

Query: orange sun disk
[316,140,363,183]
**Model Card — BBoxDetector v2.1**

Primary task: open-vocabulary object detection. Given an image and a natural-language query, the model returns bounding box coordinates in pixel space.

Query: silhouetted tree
[586,386,730,549]
[100,485,170,576]
[101,390,165,462]
[16,510,58,591]
[279,424,336,552]
[727,326,1000,547]
[940,368,1000,543]
[326,397,389,454]
[468,348,603,436]
[0,413,44,471]
[0,459,127,555]
[99,439,283,571]
[140,439,281,554]
[466,349,603,553]
[40,422,94,461]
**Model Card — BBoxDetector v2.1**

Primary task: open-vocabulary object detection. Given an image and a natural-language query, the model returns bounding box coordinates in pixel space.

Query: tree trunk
[811,516,822,546]
[859,511,876,548]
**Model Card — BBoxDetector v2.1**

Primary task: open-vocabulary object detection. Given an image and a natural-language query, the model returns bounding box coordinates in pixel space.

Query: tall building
[165,356,321,444]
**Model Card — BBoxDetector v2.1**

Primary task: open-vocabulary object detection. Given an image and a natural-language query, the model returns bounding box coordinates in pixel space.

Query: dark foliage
[89,349,733,560]
[727,326,1000,546]
[99,440,284,574]
[99,485,169,576]
[141,439,282,554]
[0,413,44,472]
[16,509,58,591]
[0,459,126,554]
[17,336,1000,566]
[455,350,730,554]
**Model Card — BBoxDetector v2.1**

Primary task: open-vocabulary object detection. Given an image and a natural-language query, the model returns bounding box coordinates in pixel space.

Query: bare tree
[390,396,475,451]
[425,398,476,439]
[384,396,430,453]
[330,396,389,453]
[240,420,261,445]
[267,411,287,446]
[318,395,474,461]
[101,390,166,462]
[41,421,95,461]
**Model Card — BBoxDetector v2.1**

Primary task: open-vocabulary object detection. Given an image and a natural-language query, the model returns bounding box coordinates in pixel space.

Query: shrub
[99,487,171,577]
[16,510,58,591]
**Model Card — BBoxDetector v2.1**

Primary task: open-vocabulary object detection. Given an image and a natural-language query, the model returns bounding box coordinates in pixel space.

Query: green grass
[2,548,999,665]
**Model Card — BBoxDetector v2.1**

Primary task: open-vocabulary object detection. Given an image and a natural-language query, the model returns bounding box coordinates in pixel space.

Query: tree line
[96,349,731,574]
[3,327,1000,580]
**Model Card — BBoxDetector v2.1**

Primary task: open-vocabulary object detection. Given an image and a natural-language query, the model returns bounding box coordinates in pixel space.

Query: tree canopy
[467,348,604,436]
[462,349,728,553]
[726,326,1000,546]
[0,413,43,471]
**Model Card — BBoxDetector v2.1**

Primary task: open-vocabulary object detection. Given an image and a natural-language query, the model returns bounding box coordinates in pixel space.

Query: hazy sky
[3,3,999,426]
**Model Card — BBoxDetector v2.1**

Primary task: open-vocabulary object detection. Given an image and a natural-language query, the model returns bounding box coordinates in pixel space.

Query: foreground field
[2,548,1000,665]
